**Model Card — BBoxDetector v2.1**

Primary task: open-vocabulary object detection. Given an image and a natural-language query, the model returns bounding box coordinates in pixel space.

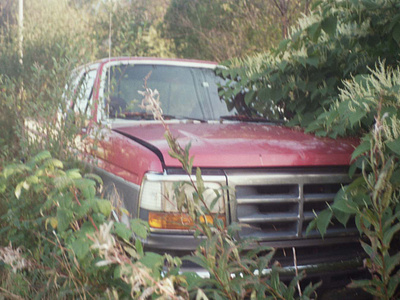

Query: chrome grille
[225,170,358,241]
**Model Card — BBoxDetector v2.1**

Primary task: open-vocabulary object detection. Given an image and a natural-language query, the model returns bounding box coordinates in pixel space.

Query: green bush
[307,63,400,300]
[219,0,400,129]
[0,0,103,165]
[219,1,400,298]
[0,148,322,299]
[0,151,187,299]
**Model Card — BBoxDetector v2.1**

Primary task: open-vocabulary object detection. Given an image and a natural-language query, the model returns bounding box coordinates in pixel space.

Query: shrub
[0,151,187,299]
[219,0,400,129]
[307,63,400,299]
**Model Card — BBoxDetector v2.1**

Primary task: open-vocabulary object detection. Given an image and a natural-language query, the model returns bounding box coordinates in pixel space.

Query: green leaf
[196,167,205,196]
[307,22,321,42]
[361,0,382,10]
[71,237,90,260]
[302,281,322,297]
[244,90,255,105]
[80,221,96,235]
[391,169,400,187]
[278,60,288,72]
[277,39,290,52]
[360,241,375,260]
[181,272,202,291]
[258,88,270,100]
[84,173,102,184]
[2,164,31,179]
[386,138,400,155]
[32,150,51,165]
[334,209,351,226]
[66,169,82,180]
[139,252,163,274]
[306,56,319,68]
[332,198,359,214]
[183,255,209,270]
[389,14,400,31]
[316,209,333,237]
[349,110,366,127]
[135,239,144,256]
[95,199,112,217]
[348,279,372,288]
[321,16,337,36]
[384,252,400,275]
[75,178,96,199]
[348,176,366,190]
[383,223,400,247]
[57,207,73,232]
[26,175,39,184]
[351,140,370,161]
[212,291,225,300]
[75,199,94,219]
[114,222,132,241]
[44,158,64,170]
[130,218,149,239]
[114,265,122,279]
[388,272,400,298]
[349,163,358,178]
[54,175,74,190]
[311,0,323,10]
[305,217,317,235]
[46,217,58,229]
[15,182,23,199]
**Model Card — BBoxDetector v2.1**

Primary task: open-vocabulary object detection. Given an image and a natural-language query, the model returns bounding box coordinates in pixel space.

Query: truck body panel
[69,57,364,285]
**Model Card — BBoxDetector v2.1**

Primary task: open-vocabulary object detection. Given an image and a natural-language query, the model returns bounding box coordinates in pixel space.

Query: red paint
[83,128,163,185]
[77,57,355,184]
[114,122,356,169]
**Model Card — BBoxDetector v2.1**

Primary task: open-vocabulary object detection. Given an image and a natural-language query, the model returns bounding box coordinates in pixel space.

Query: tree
[163,0,283,61]
[162,0,312,61]
[221,0,400,128]
[89,0,174,58]
[270,0,312,38]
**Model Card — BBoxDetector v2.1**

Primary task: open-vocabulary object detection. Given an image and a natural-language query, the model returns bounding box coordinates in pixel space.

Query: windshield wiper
[111,112,176,120]
[219,115,284,124]
[112,112,207,123]
[174,115,207,123]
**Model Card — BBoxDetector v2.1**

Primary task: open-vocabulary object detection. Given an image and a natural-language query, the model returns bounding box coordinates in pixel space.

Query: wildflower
[0,243,31,273]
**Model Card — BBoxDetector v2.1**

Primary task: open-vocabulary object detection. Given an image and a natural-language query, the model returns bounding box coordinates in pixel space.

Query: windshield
[105,64,236,121]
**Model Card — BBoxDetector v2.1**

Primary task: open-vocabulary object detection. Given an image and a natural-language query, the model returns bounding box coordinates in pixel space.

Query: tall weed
[139,83,320,299]
[307,63,400,300]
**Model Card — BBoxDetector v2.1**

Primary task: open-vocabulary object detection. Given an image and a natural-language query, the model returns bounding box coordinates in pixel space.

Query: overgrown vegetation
[220,0,400,299]
[0,151,187,299]
[306,63,400,299]
[0,89,320,299]
[220,0,400,128]
[1,0,399,299]
[0,0,95,164]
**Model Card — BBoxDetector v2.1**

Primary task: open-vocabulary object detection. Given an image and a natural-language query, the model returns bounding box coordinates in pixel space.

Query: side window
[73,69,97,117]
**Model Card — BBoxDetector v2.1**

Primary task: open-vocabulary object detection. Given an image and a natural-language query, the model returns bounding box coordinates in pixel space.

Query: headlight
[139,173,226,230]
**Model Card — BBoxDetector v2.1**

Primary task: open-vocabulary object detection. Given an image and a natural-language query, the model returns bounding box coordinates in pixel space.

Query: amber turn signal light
[148,212,225,230]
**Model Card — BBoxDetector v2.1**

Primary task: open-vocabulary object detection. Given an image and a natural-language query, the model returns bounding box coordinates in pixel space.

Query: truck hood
[113,122,356,168]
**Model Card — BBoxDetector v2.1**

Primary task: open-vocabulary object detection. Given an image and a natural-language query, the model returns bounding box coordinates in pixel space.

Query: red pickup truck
[70,57,362,282]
